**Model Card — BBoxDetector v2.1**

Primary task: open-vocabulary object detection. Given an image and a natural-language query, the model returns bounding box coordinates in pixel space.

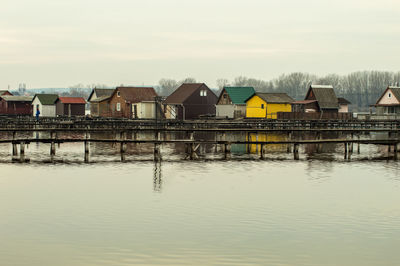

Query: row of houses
[0,83,399,119]
[0,90,87,117]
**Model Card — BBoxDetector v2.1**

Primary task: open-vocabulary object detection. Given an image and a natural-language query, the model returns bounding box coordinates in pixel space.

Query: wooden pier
[1,118,399,162]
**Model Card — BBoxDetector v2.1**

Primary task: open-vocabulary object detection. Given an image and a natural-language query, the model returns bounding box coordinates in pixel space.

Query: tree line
[157,71,400,112]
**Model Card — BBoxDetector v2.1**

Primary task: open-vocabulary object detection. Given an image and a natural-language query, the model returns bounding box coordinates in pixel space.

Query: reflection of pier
[3,135,400,162]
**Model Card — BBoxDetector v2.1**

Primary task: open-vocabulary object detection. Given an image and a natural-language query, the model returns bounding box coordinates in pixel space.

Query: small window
[203,90,207,97]
[117,91,121,97]
[261,104,264,109]
[388,93,392,98]
[200,90,207,97]
[223,94,227,98]
[116,103,121,111]
[200,90,203,96]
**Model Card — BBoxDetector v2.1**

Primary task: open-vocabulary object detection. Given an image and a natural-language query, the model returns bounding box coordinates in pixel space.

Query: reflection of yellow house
[245,93,294,119]
[248,133,288,153]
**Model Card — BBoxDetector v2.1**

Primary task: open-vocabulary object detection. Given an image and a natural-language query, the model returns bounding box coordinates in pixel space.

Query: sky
[0,0,399,89]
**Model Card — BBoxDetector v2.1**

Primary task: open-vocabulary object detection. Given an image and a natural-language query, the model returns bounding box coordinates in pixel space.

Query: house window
[116,103,121,111]
[388,93,392,98]
[223,94,227,98]
[117,91,121,97]
[261,104,264,109]
[200,90,207,97]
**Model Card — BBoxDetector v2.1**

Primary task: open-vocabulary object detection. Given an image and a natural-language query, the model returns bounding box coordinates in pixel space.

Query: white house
[32,94,58,117]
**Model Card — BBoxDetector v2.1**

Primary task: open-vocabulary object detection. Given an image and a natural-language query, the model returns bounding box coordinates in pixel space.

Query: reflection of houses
[31,94,58,117]
[164,83,217,120]
[88,88,115,117]
[245,93,293,119]
[375,86,400,115]
[216,87,255,118]
[338,97,351,113]
[0,96,33,115]
[106,87,158,119]
[56,97,86,117]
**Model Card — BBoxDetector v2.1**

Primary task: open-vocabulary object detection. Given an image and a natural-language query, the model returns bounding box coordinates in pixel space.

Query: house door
[133,105,138,119]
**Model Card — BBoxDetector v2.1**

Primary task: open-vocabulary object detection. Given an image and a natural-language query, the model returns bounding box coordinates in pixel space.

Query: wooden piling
[394,143,398,160]
[287,132,292,153]
[84,141,89,163]
[344,142,348,159]
[357,135,360,154]
[50,131,56,156]
[260,143,265,159]
[12,131,17,156]
[224,142,231,159]
[154,143,161,161]
[293,143,299,160]
[20,141,25,162]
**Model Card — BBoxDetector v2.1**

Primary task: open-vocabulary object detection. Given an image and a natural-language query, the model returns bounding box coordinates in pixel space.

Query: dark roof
[114,87,158,103]
[88,88,115,102]
[306,85,339,109]
[338,97,351,104]
[33,94,58,105]
[164,83,205,104]
[1,95,33,102]
[220,87,256,105]
[91,95,111,103]
[247,93,294,103]
[57,97,86,104]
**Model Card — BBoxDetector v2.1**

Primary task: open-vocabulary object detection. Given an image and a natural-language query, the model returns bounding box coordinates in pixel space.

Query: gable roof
[305,85,339,109]
[1,95,33,102]
[0,90,12,96]
[246,93,294,104]
[220,87,256,105]
[164,83,205,104]
[375,86,400,105]
[57,97,86,104]
[88,88,115,102]
[33,94,58,105]
[113,87,158,103]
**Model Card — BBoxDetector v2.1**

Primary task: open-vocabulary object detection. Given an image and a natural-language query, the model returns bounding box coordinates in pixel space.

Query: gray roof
[306,85,339,109]
[88,88,115,102]
[1,95,33,102]
[249,93,294,103]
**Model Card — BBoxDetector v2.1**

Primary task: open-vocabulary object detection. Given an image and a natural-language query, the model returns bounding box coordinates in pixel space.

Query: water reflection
[153,160,162,192]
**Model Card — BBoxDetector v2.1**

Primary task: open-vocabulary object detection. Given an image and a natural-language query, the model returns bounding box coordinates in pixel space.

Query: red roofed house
[105,87,159,119]
[55,97,86,117]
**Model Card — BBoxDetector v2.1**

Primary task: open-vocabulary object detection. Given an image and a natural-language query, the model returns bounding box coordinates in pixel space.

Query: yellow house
[245,93,294,119]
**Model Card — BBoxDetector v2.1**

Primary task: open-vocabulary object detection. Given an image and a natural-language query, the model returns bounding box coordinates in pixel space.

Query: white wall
[216,105,234,118]
[32,98,56,117]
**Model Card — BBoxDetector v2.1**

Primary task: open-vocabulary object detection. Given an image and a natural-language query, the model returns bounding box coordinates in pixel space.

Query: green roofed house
[32,94,59,117]
[216,87,256,118]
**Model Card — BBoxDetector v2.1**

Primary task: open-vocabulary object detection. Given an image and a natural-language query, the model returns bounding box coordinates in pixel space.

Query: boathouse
[245,93,293,119]
[338,97,351,113]
[56,97,86,117]
[216,87,255,118]
[105,87,159,119]
[31,94,58,117]
[0,95,33,115]
[87,88,115,117]
[302,85,339,113]
[164,83,217,120]
[375,86,400,115]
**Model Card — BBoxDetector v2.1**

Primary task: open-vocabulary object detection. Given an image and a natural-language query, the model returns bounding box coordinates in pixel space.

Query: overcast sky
[0,0,399,89]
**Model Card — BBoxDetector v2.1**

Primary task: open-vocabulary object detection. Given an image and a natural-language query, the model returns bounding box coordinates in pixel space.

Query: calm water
[0,141,400,265]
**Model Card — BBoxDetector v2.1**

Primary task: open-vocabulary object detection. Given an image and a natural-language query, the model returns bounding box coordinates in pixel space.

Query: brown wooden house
[297,85,339,113]
[105,87,158,118]
[55,97,86,117]
[0,95,33,115]
[164,83,218,120]
[87,88,115,117]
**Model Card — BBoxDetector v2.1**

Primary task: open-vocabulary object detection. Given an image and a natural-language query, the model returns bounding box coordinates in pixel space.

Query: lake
[0,142,399,265]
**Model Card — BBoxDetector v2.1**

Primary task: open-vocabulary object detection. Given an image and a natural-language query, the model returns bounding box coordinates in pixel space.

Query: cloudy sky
[0,0,399,89]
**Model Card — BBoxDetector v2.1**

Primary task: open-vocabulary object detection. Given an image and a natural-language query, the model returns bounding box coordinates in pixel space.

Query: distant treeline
[157,71,400,112]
